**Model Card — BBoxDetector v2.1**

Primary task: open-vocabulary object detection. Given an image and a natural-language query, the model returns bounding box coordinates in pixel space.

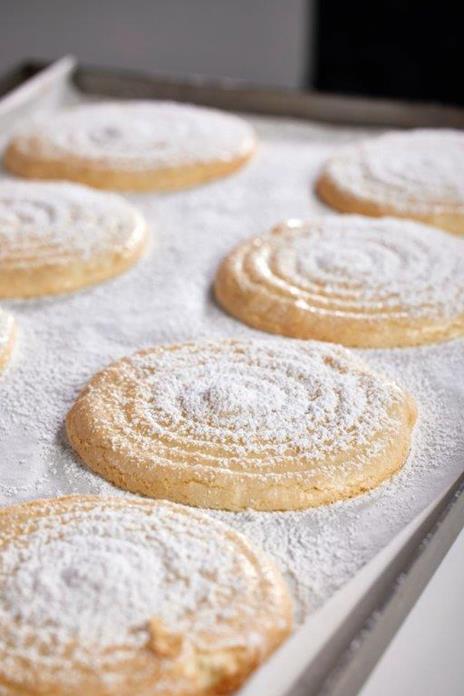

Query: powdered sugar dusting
[0,498,285,688]
[0,180,145,268]
[95,338,404,473]
[223,338,464,623]
[13,101,255,170]
[323,129,464,215]
[0,101,463,627]
[235,216,464,320]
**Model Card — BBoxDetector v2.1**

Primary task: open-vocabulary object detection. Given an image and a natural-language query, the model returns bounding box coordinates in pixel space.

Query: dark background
[313,1,463,105]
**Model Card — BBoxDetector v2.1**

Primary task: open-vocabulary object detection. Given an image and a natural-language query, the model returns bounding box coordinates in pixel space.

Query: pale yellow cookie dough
[0,308,15,371]
[0,181,147,298]
[316,129,464,235]
[5,101,256,191]
[66,339,417,511]
[215,216,464,348]
[0,495,292,696]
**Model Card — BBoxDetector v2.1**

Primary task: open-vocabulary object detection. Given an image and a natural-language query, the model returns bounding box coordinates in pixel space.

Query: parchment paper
[0,84,463,624]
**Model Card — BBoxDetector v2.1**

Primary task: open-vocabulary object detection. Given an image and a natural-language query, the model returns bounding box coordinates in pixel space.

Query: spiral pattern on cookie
[317,129,464,234]
[215,216,464,347]
[66,339,416,510]
[0,181,146,297]
[5,101,255,190]
[0,496,291,695]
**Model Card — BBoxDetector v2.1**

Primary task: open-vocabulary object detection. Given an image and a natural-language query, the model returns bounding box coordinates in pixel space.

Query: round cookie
[0,495,292,696]
[316,129,464,235]
[4,101,256,191]
[0,308,15,371]
[0,181,147,297]
[66,339,417,511]
[214,216,464,348]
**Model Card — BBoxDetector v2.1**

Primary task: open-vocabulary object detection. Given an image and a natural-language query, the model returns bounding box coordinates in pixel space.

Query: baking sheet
[1,76,463,639]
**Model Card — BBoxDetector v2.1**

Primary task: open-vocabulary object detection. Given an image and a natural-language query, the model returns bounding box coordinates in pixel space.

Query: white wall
[0,0,312,88]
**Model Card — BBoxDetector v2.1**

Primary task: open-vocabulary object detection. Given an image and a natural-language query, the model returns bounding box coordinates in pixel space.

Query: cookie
[316,129,464,235]
[4,101,255,191]
[0,495,292,695]
[0,181,147,297]
[66,339,417,510]
[214,216,464,347]
[0,308,15,371]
